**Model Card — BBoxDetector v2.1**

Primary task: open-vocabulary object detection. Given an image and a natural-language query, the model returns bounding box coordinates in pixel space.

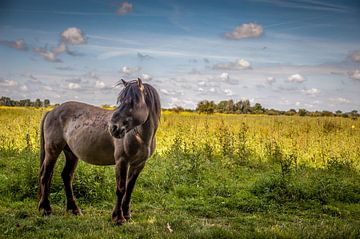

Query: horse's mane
[117,81,161,127]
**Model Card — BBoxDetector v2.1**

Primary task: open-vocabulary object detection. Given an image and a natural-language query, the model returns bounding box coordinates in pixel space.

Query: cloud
[141,73,152,81]
[0,39,28,51]
[137,52,153,60]
[288,74,306,83]
[61,27,87,45]
[34,27,86,62]
[350,51,360,63]
[213,59,252,70]
[117,2,133,15]
[302,88,320,96]
[348,69,360,80]
[220,72,229,81]
[266,76,276,85]
[122,66,141,76]
[0,79,18,86]
[225,23,263,40]
[20,85,28,91]
[95,80,106,89]
[224,89,233,96]
[160,89,174,95]
[68,82,81,90]
[333,97,351,104]
[33,47,62,62]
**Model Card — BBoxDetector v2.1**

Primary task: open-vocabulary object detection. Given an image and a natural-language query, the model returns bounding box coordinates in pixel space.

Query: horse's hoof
[124,214,132,221]
[40,208,52,216]
[39,203,52,216]
[72,208,83,216]
[112,216,126,225]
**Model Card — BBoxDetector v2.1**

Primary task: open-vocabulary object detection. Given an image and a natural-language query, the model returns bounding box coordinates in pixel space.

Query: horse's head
[109,78,149,139]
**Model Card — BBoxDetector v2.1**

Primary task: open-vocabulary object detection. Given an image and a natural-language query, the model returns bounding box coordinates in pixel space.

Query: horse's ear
[121,79,128,86]
[137,78,144,91]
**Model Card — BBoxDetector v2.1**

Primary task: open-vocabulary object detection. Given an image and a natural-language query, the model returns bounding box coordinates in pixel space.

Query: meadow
[0,106,359,238]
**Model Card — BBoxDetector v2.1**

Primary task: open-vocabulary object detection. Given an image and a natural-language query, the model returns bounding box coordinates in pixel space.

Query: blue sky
[0,0,359,111]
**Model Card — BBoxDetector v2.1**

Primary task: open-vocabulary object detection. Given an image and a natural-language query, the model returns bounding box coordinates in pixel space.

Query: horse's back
[43,101,116,165]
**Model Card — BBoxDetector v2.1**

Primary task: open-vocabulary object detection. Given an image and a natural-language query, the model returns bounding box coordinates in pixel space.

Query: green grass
[1,149,360,238]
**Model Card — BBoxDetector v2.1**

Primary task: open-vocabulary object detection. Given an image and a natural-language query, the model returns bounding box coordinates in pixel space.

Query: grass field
[0,106,360,238]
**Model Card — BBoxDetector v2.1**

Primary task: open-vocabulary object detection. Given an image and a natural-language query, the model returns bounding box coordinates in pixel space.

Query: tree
[225,100,234,113]
[243,100,251,114]
[196,100,216,114]
[216,100,228,113]
[44,99,50,107]
[298,108,307,116]
[285,109,297,116]
[34,98,42,107]
[252,103,264,114]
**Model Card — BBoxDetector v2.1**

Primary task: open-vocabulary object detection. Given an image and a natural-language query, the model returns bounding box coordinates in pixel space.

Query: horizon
[1,0,360,111]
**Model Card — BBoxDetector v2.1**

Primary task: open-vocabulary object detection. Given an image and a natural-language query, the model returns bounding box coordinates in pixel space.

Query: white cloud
[95,80,106,89]
[348,69,360,80]
[33,47,61,62]
[214,59,252,70]
[137,52,153,60]
[288,74,306,83]
[34,27,86,63]
[20,85,28,91]
[334,97,351,104]
[122,66,141,75]
[168,97,196,108]
[198,87,204,92]
[198,81,206,86]
[225,23,263,40]
[350,51,360,62]
[61,27,86,45]
[42,86,53,91]
[141,73,152,81]
[266,76,276,85]
[0,39,28,51]
[224,89,233,96]
[160,89,171,95]
[117,2,133,15]
[68,82,80,90]
[220,72,229,81]
[52,42,67,55]
[0,79,18,86]
[302,88,320,96]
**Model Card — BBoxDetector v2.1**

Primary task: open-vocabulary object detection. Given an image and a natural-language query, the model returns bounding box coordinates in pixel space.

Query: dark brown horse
[38,78,160,224]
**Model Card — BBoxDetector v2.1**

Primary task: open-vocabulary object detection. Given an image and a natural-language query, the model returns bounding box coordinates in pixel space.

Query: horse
[38,78,161,225]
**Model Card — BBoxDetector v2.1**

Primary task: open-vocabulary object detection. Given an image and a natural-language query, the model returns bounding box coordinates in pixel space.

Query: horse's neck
[136,116,156,145]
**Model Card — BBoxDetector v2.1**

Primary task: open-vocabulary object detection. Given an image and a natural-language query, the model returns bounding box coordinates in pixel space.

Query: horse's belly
[66,129,116,165]
[79,150,115,165]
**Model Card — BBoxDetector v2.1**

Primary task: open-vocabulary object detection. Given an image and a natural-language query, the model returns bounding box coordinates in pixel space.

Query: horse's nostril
[111,124,118,132]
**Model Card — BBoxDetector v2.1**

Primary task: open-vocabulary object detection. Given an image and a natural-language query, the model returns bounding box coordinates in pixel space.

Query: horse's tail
[38,111,50,201]
[40,111,49,168]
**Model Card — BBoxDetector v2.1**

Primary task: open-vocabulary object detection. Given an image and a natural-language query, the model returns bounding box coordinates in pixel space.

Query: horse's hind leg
[62,147,82,215]
[39,147,62,215]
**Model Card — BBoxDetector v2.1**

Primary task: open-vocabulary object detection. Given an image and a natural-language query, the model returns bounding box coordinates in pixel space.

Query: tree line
[1,96,358,118]
[0,97,50,107]
[193,99,359,118]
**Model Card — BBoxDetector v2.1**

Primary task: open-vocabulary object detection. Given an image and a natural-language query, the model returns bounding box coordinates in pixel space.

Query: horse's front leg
[122,163,145,220]
[112,158,128,225]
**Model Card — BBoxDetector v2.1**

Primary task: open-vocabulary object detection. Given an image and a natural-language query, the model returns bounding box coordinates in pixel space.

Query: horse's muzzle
[109,124,126,139]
